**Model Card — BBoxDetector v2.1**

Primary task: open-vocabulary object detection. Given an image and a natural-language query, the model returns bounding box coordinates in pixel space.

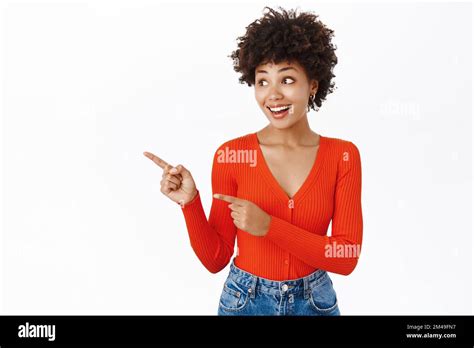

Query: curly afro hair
[229,6,338,111]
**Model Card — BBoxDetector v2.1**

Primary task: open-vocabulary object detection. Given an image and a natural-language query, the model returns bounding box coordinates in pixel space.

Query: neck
[260,114,318,147]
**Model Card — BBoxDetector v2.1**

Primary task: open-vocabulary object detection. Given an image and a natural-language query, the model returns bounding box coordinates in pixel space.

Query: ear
[311,80,319,95]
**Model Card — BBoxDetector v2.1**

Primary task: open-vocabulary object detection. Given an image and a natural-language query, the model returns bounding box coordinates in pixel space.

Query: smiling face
[254,60,318,129]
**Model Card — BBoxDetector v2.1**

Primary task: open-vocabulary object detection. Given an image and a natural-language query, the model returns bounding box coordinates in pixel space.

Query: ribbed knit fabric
[181,132,363,279]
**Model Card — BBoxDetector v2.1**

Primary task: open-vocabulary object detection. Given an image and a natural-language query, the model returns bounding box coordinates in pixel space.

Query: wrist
[261,214,272,236]
[180,189,198,207]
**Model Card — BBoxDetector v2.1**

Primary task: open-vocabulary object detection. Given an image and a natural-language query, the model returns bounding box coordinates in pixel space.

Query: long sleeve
[180,145,238,274]
[264,142,363,276]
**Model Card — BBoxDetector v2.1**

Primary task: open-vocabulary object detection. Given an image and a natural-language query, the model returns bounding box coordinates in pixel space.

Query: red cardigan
[181,132,363,279]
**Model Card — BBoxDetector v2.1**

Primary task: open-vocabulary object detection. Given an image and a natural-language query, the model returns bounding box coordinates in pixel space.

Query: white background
[0,0,472,315]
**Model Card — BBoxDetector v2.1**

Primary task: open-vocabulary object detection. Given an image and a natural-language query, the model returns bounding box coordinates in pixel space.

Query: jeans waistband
[228,257,328,299]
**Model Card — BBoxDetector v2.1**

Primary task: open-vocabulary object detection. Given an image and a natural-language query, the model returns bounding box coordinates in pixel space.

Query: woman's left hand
[213,193,271,237]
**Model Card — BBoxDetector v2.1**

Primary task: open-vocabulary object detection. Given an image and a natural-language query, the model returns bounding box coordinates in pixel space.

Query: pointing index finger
[143,151,171,170]
[213,193,244,205]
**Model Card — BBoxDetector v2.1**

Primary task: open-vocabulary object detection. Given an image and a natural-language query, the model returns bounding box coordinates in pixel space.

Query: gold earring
[307,94,316,112]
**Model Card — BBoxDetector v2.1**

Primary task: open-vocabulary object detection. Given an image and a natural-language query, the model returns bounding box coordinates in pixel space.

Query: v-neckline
[251,132,327,203]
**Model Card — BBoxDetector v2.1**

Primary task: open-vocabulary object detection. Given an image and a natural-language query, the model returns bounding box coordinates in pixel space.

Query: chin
[267,119,297,129]
[266,111,304,129]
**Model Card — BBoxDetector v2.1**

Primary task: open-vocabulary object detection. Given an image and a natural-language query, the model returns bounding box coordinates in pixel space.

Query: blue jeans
[217,258,341,316]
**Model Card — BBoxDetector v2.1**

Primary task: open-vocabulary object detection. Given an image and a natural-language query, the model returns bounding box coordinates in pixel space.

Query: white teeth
[269,105,291,112]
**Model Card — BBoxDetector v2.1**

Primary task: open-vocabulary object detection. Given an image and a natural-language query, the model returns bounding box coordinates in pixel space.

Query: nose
[267,84,283,101]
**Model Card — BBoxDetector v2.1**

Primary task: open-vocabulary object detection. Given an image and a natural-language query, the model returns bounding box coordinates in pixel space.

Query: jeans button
[282,284,288,292]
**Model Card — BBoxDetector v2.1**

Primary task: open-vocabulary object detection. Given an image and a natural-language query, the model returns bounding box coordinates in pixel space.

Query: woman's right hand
[143,151,198,206]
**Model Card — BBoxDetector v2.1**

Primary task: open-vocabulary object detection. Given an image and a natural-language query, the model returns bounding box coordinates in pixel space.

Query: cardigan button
[284,259,289,265]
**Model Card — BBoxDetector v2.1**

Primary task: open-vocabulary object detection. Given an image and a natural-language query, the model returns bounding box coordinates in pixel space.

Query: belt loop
[248,275,257,299]
[303,276,310,300]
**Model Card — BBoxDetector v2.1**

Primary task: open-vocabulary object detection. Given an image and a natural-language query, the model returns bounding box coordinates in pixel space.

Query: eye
[257,77,295,86]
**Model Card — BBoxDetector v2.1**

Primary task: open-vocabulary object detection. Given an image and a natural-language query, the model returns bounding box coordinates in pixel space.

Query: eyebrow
[256,66,298,74]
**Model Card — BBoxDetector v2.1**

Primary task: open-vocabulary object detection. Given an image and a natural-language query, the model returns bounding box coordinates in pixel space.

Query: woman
[144,6,363,316]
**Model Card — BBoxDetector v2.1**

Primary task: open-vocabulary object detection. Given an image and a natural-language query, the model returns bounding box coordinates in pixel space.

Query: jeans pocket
[309,275,339,314]
[218,278,250,312]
